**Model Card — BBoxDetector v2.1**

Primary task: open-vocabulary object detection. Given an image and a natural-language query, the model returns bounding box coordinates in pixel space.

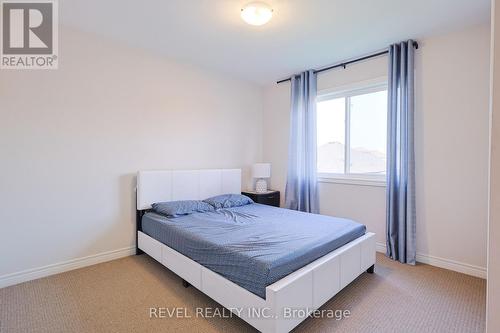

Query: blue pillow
[203,194,254,209]
[151,200,214,217]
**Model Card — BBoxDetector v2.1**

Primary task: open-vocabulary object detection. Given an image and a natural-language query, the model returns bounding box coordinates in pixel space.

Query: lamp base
[255,179,268,193]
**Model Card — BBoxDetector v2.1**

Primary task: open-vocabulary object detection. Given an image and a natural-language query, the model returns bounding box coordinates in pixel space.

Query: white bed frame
[136,169,376,333]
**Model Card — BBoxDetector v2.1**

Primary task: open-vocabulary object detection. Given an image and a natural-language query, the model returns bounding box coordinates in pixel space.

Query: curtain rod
[276,41,419,84]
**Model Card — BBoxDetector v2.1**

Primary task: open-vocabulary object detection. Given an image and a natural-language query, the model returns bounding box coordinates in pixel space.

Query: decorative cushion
[203,194,254,209]
[152,200,215,217]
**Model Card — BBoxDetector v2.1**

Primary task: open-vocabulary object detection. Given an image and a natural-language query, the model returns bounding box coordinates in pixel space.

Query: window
[317,82,387,184]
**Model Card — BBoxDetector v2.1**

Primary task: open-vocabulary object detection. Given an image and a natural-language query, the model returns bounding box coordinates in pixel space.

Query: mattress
[141,203,366,299]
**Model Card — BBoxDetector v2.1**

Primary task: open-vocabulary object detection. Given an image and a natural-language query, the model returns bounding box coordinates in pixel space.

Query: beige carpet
[0,253,485,333]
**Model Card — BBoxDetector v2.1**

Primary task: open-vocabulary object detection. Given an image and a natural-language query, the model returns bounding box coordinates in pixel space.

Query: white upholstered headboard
[136,169,242,210]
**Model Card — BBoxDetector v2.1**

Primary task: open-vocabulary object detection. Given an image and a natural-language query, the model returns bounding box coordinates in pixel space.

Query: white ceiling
[61,0,490,85]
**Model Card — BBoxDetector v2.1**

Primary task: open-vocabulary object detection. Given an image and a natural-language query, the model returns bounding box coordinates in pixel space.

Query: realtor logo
[1,0,58,69]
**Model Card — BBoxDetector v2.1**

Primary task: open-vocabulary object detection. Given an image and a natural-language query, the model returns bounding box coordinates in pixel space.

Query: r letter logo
[1,0,58,69]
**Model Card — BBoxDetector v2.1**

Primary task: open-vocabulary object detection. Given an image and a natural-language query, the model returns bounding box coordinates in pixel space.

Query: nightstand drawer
[241,190,280,207]
[257,193,278,203]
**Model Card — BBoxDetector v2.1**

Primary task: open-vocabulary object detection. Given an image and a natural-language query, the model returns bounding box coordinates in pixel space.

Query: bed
[136,169,376,333]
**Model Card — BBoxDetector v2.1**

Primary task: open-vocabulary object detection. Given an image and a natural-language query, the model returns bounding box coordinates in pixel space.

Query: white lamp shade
[252,163,271,178]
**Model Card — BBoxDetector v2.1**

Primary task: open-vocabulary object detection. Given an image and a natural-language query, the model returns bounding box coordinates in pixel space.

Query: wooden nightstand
[241,190,280,207]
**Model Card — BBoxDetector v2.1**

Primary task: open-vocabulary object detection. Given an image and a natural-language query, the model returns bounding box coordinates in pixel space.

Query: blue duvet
[142,203,365,299]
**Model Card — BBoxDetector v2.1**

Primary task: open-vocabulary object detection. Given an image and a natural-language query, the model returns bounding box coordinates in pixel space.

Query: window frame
[316,78,388,187]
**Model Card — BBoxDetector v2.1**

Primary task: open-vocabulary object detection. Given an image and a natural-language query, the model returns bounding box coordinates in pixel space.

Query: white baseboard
[0,246,135,289]
[376,242,486,279]
[376,242,387,254]
[1,243,485,289]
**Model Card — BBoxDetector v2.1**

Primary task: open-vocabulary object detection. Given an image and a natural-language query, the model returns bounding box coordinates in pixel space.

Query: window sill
[317,176,386,187]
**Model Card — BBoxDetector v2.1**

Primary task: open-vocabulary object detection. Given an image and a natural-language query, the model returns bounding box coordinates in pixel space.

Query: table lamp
[252,163,271,193]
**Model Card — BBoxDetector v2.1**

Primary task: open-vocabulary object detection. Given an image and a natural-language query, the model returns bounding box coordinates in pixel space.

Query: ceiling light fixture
[241,2,273,26]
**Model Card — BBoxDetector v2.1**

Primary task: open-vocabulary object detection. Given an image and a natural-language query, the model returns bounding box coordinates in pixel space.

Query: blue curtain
[386,40,417,264]
[284,70,319,213]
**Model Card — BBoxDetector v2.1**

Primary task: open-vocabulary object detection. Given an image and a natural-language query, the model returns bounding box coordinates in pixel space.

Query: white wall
[487,0,500,330]
[0,27,263,283]
[263,24,491,276]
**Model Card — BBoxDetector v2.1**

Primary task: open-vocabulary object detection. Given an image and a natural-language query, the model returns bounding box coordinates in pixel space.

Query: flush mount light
[241,2,273,26]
